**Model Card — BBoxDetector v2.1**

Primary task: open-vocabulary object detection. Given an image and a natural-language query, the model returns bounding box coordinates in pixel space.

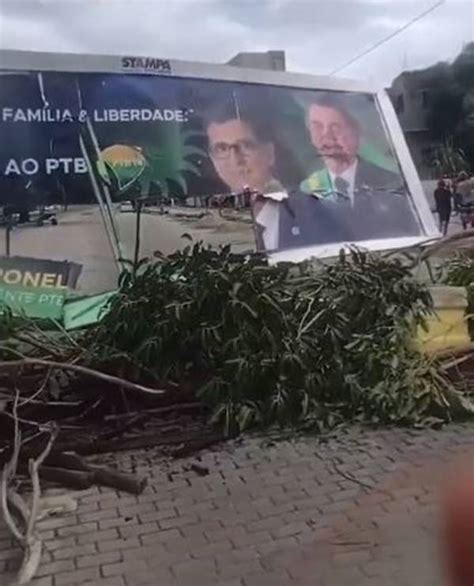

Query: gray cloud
[0,0,472,85]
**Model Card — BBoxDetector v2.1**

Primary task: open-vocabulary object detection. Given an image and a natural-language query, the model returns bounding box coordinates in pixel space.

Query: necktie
[334,176,350,202]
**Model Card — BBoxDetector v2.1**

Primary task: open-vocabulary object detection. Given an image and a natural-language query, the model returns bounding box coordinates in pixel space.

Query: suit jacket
[277,186,421,252]
[354,158,402,192]
[276,193,348,251]
[300,158,403,198]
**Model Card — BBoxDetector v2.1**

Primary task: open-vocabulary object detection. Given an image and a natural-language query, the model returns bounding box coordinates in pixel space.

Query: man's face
[307,104,359,172]
[207,119,275,193]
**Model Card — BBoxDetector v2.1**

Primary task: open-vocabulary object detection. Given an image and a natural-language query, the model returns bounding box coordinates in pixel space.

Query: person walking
[457,171,474,205]
[434,179,452,235]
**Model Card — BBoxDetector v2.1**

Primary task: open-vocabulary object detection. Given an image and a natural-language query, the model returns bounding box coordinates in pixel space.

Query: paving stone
[53,543,97,561]
[29,577,54,586]
[97,536,141,553]
[76,550,121,568]
[101,559,148,577]
[5,424,473,586]
[55,568,101,585]
[77,528,119,545]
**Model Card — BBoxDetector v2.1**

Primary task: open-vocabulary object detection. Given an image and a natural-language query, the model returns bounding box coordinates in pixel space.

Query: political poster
[0,256,82,289]
[0,256,82,319]
[0,53,437,266]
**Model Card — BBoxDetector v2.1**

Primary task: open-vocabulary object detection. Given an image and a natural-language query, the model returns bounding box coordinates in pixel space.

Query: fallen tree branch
[1,395,68,585]
[103,401,201,421]
[16,425,58,584]
[434,343,474,362]
[410,230,474,266]
[7,488,43,583]
[441,352,474,372]
[18,369,51,408]
[36,466,94,490]
[1,448,23,543]
[0,358,166,396]
[33,464,147,494]
[90,465,147,495]
[329,458,377,493]
[27,426,58,539]
[1,389,23,543]
[13,333,65,359]
[19,451,148,495]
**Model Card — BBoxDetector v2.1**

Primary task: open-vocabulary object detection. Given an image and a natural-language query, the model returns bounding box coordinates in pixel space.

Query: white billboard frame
[0,49,439,262]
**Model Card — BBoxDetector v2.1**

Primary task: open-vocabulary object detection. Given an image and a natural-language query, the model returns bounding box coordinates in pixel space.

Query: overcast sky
[0,0,472,86]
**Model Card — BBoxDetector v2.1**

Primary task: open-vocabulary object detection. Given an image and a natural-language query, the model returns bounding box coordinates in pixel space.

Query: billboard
[0,50,438,267]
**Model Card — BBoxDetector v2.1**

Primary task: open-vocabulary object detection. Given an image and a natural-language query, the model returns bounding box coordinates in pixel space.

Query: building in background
[227,50,286,71]
[387,66,445,179]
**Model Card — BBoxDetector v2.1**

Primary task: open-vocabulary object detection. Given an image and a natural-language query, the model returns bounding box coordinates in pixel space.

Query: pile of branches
[87,244,471,435]
[1,243,473,452]
[0,356,219,471]
[0,335,218,581]
[0,302,223,495]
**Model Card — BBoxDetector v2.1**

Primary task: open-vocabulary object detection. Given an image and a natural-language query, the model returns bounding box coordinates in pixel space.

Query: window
[420,90,429,109]
[395,94,405,114]
[422,146,435,166]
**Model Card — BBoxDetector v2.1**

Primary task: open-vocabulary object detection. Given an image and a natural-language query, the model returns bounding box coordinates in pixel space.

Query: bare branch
[18,369,51,408]
[16,539,42,584]
[0,359,166,396]
[8,490,30,523]
[2,410,52,429]
[411,230,474,266]
[4,426,59,584]
[13,333,64,359]
[1,463,23,543]
[27,425,58,540]
[1,389,24,544]
[11,388,21,474]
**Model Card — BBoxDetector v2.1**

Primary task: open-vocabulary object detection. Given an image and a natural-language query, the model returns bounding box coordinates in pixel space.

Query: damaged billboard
[0,50,438,270]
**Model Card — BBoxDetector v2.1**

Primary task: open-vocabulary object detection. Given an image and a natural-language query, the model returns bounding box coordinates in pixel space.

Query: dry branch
[404,229,474,266]
[27,426,58,538]
[12,425,57,584]
[1,389,23,544]
[34,461,147,494]
[37,466,95,490]
[0,389,64,585]
[0,358,167,396]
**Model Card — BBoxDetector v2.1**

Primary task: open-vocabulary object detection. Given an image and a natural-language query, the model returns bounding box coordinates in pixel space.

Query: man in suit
[205,100,279,198]
[203,99,375,253]
[285,97,422,248]
[204,100,287,250]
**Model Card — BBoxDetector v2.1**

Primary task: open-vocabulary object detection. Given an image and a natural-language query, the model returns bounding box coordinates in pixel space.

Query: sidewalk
[2,423,473,586]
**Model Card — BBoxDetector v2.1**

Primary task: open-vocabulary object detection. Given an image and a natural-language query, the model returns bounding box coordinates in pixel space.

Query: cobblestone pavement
[1,423,474,586]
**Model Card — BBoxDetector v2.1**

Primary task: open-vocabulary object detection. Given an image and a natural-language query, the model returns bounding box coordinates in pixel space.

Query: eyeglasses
[209,139,260,160]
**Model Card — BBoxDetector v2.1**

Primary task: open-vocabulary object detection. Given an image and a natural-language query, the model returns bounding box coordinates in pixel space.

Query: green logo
[98,144,147,192]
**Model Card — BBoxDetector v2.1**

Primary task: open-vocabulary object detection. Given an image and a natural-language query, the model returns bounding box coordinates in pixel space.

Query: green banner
[0,283,66,320]
[63,290,115,330]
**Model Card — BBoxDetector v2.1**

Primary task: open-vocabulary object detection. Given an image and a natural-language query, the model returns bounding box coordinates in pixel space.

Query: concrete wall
[422,180,437,210]
[389,74,429,132]
[227,51,286,71]
[405,132,438,180]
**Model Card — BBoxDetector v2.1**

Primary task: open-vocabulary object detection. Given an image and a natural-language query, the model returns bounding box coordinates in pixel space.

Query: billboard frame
[0,49,439,261]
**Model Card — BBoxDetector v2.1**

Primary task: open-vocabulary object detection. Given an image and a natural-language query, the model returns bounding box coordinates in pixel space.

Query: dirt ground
[1,201,469,297]
[0,205,257,295]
